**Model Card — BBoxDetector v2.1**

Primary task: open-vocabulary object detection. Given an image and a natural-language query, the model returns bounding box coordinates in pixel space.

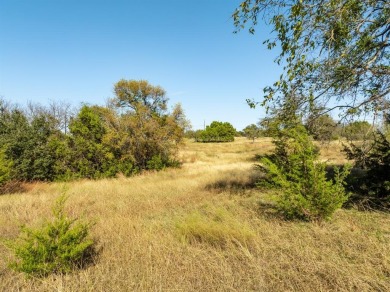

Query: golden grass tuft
[175,206,255,247]
[0,137,389,291]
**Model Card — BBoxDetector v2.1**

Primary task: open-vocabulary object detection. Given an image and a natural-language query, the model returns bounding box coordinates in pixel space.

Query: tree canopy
[197,121,236,142]
[0,80,188,191]
[113,79,168,115]
[243,124,262,142]
[233,0,390,119]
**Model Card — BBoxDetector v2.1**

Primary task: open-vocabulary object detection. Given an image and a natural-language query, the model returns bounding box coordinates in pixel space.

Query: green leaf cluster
[196,121,236,143]
[259,123,350,221]
[341,121,373,141]
[344,131,390,208]
[305,114,340,141]
[243,124,262,142]
[233,0,389,119]
[0,81,188,190]
[7,196,96,277]
[0,148,11,186]
[0,108,59,182]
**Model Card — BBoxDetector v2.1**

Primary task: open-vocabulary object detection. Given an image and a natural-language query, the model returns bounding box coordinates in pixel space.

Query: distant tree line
[237,116,376,142]
[0,80,188,192]
[184,117,375,144]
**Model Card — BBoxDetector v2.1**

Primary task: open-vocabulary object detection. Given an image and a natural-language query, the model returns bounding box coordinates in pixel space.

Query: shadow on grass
[247,153,268,162]
[256,199,285,220]
[204,168,264,195]
[0,180,29,195]
[74,242,102,272]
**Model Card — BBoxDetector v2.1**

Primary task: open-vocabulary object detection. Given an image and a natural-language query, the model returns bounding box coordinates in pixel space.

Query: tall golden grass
[0,137,389,291]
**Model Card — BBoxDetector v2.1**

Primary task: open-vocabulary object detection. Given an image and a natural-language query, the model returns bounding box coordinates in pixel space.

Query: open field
[0,137,389,291]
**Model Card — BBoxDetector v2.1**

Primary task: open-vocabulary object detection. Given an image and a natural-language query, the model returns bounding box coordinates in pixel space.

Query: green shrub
[243,124,262,142]
[344,131,390,208]
[305,114,339,141]
[259,124,351,221]
[8,196,96,277]
[196,121,236,142]
[0,148,12,189]
[147,154,165,170]
[341,121,373,141]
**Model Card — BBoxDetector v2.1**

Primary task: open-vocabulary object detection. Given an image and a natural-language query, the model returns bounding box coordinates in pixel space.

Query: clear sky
[0,0,281,130]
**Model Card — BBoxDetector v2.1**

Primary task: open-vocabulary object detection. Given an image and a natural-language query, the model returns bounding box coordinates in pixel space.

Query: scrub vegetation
[0,138,389,291]
[0,0,389,289]
[0,80,188,191]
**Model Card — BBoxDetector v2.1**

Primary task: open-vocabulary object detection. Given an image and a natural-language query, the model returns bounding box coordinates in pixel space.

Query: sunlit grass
[175,205,255,247]
[0,137,389,291]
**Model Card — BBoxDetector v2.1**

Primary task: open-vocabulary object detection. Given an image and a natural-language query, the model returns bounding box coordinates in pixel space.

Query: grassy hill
[0,138,389,291]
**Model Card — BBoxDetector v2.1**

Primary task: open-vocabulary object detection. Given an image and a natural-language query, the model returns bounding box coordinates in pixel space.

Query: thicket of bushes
[344,131,390,208]
[259,110,390,216]
[0,80,188,192]
[195,121,236,142]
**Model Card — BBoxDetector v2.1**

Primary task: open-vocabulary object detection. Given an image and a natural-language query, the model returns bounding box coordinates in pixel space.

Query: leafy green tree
[0,87,188,185]
[305,114,339,141]
[109,80,187,170]
[259,118,350,221]
[243,124,261,142]
[0,148,12,187]
[0,107,60,181]
[112,79,167,115]
[68,105,115,179]
[234,2,388,211]
[344,131,390,208]
[23,114,60,181]
[258,117,276,137]
[197,121,236,142]
[342,121,373,141]
[233,0,389,118]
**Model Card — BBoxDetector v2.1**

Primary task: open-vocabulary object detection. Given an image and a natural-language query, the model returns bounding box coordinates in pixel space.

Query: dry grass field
[0,137,389,291]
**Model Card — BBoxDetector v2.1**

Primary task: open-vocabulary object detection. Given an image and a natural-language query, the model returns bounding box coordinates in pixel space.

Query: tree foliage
[0,80,188,190]
[0,148,11,187]
[196,121,236,142]
[67,105,114,179]
[113,79,168,115]
[341,120,373,141]
[233,0,390,118]
[243,124,262,142]
[259,117,350,221]
[344,131,390,208]
[305,114,339,141]
[109,80,188,170]
[8,196,96,277]
[0,106,60,181]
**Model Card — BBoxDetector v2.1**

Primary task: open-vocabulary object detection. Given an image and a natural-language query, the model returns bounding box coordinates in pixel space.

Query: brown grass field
[0,137,389,291]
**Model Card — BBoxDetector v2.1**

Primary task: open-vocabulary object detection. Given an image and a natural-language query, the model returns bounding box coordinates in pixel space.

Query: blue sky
[0,0,280,130]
